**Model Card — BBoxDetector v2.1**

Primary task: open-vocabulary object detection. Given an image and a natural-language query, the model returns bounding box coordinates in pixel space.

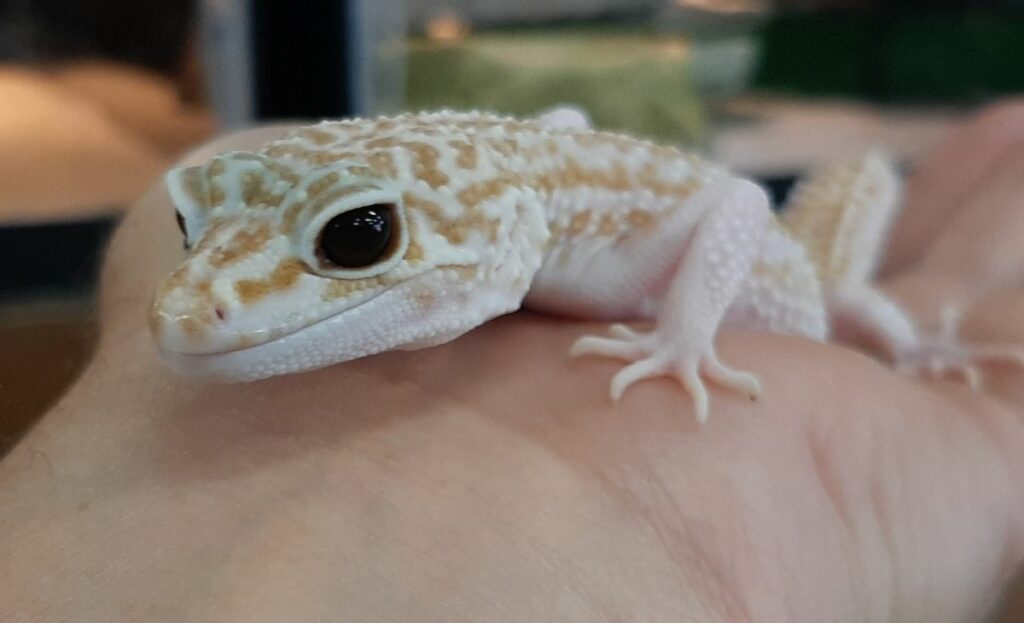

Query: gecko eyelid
[294,184,408,280]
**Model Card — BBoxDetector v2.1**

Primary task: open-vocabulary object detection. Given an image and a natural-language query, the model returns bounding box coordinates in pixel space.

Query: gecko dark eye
[318,204,395,269]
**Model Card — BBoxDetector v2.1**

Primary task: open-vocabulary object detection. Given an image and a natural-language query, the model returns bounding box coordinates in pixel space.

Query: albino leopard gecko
[150,110,1017,422]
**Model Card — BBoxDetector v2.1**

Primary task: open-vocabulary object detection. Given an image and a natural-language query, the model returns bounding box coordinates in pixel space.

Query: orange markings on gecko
[235,259,306,305]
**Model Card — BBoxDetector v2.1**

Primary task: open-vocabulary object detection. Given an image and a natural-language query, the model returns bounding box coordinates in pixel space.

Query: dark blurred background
[1,0,196,72]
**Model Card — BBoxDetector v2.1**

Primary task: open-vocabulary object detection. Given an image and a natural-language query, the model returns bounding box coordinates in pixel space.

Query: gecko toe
[609,357,670,402]
[896,337,1024,388]
[703,357,761,401]
[927,357,946,378]
[675,365,710,424]
[960,365,983,390]
[609,323,641,340]
[570,335,645,361]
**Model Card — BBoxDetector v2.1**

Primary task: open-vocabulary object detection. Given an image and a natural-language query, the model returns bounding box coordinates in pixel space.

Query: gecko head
[150,151,464,381]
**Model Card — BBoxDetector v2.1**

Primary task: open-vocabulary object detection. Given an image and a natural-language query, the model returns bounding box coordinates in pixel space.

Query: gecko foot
[896,343,1024,389]
[896,306,1024,389]
[570,324,761,423]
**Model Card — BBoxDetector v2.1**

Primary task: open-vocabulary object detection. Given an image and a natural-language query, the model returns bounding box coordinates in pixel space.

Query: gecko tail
[779,150,903,288]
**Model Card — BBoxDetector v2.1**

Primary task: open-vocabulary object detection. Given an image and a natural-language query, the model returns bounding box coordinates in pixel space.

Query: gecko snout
[149,285,240,356]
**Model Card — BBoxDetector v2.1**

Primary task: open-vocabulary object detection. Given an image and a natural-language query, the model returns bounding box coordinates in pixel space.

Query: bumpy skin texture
[150,110,1013,421]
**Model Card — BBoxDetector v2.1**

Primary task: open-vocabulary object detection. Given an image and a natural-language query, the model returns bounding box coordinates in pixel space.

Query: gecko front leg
[569,178,771,422]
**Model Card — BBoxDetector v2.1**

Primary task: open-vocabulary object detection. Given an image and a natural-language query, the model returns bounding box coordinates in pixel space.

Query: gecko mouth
[157,284,393,357]
[156,271,446,382]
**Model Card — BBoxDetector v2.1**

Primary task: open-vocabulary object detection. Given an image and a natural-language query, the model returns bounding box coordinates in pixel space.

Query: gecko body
[152,110,1007,422]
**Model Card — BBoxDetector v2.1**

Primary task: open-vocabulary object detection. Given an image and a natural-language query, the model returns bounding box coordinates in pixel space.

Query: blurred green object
[406,31,707,144]
[755,9,1024,102]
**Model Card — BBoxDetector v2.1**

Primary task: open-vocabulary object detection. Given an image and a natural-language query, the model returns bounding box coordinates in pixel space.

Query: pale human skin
[2,108,1024,622]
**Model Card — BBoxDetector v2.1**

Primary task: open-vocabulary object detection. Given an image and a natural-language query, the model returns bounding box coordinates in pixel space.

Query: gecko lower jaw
[157,298,394,381]
[158,335,318,382]
[157,305,386,382]
[155,271,452,382]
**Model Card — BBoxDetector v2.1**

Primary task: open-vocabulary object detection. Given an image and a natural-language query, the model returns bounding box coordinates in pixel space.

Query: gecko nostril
[215,307,226,321]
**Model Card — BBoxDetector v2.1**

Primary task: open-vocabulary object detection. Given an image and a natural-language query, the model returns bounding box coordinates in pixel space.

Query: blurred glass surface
[406,29,705,143]
[400,1,756,145]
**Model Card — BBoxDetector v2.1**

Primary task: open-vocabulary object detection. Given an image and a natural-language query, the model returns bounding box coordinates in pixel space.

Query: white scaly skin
[150,110,1021,423]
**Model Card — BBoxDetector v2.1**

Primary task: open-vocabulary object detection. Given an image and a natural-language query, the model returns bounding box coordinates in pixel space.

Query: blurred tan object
[425,11,471,43]
[712,96,959,177]
[54,61,216,156]
[0,62,214,224]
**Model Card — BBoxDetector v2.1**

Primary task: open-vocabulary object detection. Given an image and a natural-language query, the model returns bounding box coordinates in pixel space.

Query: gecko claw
[703,356,762,401]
